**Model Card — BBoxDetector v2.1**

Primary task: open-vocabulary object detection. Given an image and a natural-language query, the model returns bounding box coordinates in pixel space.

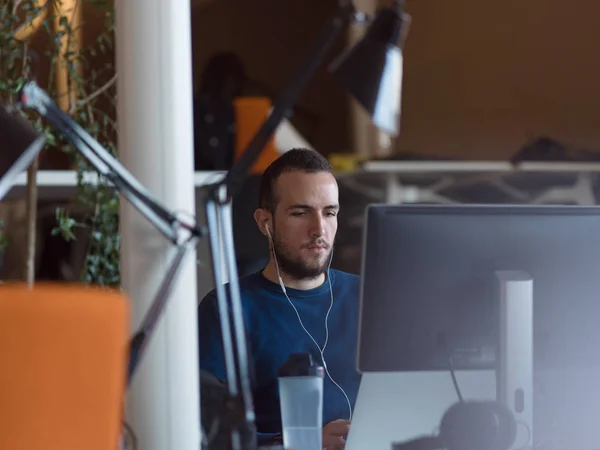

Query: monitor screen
[358,204,600,373]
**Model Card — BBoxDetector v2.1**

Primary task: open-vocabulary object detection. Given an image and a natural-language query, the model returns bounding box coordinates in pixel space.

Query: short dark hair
[258,148,332,212]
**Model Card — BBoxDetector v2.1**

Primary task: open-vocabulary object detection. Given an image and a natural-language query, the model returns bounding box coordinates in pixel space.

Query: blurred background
[2,0,600,289]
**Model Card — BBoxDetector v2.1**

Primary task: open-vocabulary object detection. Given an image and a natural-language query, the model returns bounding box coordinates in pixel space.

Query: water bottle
[278,353,324,450]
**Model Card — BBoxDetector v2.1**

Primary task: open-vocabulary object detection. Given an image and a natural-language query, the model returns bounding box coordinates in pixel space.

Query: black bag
[193,94,236,171]
[194,52,247,171]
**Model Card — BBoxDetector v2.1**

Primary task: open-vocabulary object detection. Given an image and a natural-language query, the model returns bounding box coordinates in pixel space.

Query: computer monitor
[358,203,600,373]
[348,204,600,450]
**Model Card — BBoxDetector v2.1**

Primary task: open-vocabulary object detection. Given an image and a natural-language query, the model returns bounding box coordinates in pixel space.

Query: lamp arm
[200,3,359,450]
[211,0,357,201]
[127,237,198,384]
[17,80,206,384]
[193,2,360,449]
[18,80,205,244]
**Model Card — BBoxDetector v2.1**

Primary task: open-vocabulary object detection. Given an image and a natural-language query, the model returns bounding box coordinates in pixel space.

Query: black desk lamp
[0,1,410,449]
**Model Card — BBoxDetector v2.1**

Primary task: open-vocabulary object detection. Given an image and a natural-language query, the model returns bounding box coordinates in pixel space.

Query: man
[198,148,361,449]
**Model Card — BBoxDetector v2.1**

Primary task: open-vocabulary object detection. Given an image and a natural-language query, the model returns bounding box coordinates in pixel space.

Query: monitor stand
[346,271,534,450]
[496,270,534,449]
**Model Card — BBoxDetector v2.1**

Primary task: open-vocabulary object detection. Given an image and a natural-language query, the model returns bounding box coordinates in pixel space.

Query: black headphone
[393,400,517,450]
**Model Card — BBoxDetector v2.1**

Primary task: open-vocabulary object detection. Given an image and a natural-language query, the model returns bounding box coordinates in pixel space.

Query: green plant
[1,0,120,286]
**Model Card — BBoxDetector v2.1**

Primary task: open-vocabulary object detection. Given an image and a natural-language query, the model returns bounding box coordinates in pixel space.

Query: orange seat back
[233,97,280,174]
[0,283,130,450]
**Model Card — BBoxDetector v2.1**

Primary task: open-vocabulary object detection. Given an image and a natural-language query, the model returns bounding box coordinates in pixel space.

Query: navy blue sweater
[198,269,362,434]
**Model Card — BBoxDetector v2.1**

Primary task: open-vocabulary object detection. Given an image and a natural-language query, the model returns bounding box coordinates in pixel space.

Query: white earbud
[265,223,287,294]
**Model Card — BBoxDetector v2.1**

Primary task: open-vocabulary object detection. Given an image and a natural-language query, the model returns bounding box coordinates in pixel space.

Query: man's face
[267,170,339,280]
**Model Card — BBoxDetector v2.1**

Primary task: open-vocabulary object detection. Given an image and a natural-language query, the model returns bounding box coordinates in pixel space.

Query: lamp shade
[0,107,45,201]
[329,3,410,136]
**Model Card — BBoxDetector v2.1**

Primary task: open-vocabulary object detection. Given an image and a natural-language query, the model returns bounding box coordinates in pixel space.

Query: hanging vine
[0,0,120,286]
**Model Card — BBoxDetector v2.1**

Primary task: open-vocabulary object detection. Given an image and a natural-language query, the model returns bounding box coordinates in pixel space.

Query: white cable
[268,230,353,421]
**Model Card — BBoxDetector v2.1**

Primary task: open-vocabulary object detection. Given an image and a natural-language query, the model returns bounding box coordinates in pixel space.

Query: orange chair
[233,97,281,175]
[0,283,130,450]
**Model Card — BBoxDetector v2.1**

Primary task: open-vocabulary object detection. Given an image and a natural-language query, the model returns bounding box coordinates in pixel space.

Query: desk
[3,170,225,200]
[338,161,600,205]
[1,170,225,298]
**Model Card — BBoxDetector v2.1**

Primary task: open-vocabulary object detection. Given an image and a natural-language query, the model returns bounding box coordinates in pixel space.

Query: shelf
[3,170,225,201]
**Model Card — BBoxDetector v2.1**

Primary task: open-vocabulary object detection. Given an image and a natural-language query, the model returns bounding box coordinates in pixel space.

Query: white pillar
[115,1,201,450]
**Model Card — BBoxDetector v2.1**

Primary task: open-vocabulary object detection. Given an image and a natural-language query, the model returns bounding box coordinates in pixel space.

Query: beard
[271,229,333,280]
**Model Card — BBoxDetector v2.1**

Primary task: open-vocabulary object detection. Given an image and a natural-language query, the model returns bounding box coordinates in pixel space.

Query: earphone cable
[269,231,352,421]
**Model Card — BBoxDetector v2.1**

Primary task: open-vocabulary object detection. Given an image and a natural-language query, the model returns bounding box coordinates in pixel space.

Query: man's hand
[322,419,351,449]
